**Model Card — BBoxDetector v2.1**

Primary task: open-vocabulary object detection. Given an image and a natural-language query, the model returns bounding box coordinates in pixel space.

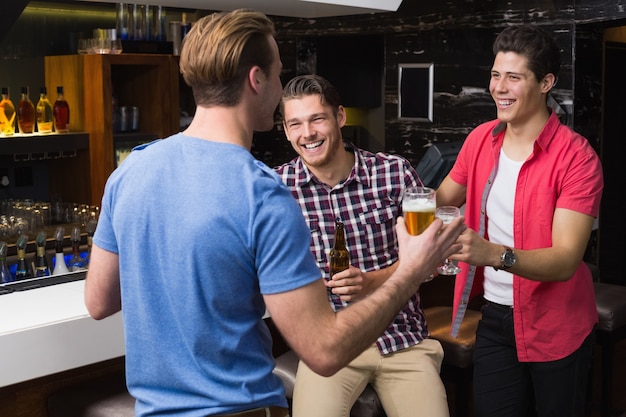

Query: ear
[248,66,263,94]
[541,73,556,93]
[336,105,347,128]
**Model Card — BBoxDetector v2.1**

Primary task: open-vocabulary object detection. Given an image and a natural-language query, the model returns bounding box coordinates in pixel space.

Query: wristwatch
[494,246,516,271]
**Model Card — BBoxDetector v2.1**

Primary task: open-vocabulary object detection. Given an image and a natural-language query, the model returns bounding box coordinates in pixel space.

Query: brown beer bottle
[329,220,350,277]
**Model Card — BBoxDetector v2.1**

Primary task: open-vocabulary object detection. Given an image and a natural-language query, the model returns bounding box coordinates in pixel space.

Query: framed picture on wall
[398,63,434,122]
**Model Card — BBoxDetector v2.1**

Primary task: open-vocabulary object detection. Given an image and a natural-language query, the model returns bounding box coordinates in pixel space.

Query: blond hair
[179,9,276,106]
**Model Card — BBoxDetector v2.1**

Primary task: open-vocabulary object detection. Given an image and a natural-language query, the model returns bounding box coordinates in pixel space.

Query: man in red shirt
[437,24,603,417]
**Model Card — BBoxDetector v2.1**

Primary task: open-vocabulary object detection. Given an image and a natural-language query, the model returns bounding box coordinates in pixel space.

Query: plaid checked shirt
[274,142,429,355]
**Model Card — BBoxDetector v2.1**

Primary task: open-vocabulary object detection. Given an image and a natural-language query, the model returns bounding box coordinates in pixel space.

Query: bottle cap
[40,87,47,94]
[57,86,64,94]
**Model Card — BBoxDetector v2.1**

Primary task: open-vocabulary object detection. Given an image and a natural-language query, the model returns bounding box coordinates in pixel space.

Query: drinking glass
[92,38,111,54]
[402,187,436,235]
[436,206,462,275]
[110,39,123,54]
[77,39,89,54]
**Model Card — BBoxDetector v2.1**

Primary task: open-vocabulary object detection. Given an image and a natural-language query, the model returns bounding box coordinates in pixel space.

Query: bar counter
[0,273,125,387]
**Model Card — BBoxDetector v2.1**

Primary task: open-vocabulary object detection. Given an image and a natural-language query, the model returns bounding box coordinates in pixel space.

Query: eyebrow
[285,112,328,124]
[492,69,528,78]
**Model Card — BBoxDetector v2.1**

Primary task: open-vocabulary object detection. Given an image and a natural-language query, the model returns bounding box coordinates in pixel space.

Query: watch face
[503,249,515,268]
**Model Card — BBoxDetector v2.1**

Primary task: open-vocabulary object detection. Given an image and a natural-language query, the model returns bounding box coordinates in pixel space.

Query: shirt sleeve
[556,136,604,217]
[254,172,322,295]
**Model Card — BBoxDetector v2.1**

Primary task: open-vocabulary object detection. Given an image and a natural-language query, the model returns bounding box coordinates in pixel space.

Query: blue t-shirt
[94,134,321,416]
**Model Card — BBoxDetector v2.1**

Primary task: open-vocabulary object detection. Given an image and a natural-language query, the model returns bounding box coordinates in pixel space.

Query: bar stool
[47,373,135,417]
[424,306,481,417]
[593,281,626,417]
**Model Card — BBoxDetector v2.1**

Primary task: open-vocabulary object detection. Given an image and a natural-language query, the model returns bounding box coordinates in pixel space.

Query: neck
[503,108,551,161]
[308,147,355,188]
[184,105,254,150]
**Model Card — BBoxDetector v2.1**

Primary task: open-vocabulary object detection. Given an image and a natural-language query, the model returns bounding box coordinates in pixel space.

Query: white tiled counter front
[0,275,125,387]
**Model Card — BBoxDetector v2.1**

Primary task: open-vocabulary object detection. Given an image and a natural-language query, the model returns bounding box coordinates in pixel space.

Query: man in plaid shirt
[275,74,449,417]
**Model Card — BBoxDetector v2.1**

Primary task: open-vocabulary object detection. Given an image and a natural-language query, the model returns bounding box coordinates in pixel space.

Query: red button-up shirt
[449,110,603,361]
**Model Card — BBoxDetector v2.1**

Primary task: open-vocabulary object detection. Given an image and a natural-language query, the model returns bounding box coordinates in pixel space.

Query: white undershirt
[483,150,523,306]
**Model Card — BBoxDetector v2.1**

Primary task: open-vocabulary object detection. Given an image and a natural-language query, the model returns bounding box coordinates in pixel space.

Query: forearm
[84,244,122,319]
[486,244,586,282]
[454,209,594,282]
[362,262,398,293]
[299,268,424,376]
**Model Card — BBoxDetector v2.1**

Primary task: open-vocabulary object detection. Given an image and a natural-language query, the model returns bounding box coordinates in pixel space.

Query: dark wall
[269,0,618,167]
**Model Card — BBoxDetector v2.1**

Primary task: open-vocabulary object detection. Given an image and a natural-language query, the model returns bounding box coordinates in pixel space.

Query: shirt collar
[490,107,560,152]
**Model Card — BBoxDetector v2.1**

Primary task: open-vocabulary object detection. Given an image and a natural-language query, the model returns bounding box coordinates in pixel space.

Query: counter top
[0,274,125,387]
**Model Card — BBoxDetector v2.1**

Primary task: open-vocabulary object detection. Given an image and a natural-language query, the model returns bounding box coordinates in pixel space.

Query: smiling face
[489,51,554,127]
[282,94,346,169]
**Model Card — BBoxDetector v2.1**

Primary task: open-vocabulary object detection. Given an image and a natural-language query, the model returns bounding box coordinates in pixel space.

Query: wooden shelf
[0,133,89,156]
[45,53,180,205]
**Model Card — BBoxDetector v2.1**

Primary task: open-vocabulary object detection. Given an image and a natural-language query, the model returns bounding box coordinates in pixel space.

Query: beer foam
[402,199,435,212]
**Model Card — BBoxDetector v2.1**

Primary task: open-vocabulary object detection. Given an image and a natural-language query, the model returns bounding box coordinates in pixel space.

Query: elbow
[297,351,347,377]
[545,263,582,282]
[85,303,109,320]
[85,296,120,320]
[87,309,109,321]
[558,261,585,282]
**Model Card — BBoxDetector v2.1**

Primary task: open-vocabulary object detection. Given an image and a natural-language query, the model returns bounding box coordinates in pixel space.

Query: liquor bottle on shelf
[0,241,14,284]
[15,234,32,280]
[34,230,51,277]
[52,226,70,276]
[53,86,70,133]
[67,226,86,272]
[17,86,35,134]
[36,87,54,134]
[0,87,16,136]
[329,220,350,278]
[181,12,191,38]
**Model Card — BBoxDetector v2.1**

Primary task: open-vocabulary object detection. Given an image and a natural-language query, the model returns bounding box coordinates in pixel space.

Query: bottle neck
[334,226,346,249]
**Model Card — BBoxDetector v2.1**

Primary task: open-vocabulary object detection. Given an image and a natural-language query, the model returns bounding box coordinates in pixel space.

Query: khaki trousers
[292,338,449,417]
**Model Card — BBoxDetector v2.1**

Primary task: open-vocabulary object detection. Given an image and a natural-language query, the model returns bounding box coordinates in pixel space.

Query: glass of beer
[402,187,436,235]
